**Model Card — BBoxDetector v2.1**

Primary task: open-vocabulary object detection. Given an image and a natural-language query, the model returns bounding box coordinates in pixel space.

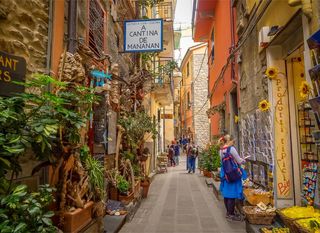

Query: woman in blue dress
[218,135,247,221]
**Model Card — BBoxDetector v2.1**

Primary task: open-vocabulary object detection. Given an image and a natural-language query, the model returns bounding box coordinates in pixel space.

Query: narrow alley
[120,157,246,233]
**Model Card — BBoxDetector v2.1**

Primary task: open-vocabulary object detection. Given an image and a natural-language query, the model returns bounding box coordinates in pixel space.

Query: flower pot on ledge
[119,191,134,205]
[141,179,150,198]
[63,201,94,233]
[203,170,212,178]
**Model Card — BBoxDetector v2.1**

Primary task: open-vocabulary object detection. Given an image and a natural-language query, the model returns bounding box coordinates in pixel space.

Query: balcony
[132,1,174,21]
[192,0,217,42]
[151,57,174,106]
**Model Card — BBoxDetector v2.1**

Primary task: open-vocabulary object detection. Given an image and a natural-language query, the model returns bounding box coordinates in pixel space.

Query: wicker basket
[243,206,276,225]
[243,188,272,205]
[276,209,311,233]
[293,220,312,233]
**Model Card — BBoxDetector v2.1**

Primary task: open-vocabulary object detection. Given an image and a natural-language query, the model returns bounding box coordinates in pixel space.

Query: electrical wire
[192,0,272,119]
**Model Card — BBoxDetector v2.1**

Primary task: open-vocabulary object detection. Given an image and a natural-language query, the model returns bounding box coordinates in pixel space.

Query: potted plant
[140,176,150,198]
[117,175,134,205]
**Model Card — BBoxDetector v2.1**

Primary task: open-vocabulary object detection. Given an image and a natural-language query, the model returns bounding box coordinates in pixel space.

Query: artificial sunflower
[258,100,271,111]
[299,81,312,99]
[234,115,239,124]
[265,67,278,79]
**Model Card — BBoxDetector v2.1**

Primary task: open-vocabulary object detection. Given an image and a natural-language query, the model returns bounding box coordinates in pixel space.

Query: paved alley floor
[120,157,246,233]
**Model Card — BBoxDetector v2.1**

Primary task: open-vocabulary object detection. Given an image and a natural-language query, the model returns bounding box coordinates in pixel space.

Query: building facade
[233,0,320,207]
[192,0,239,143]
[180,43,209,148]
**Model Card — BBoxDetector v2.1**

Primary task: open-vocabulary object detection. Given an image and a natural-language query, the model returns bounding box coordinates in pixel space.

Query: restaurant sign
[0,51,26,96]
[124,19,163,53]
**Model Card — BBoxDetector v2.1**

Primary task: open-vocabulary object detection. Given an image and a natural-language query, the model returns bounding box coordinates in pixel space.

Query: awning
[192,0,217,42]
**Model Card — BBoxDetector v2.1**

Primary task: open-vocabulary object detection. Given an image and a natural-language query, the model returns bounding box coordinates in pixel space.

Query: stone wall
[234,0,275,183]
[0,0,49,189]
[0,0,49,75]
[192,53,209,149]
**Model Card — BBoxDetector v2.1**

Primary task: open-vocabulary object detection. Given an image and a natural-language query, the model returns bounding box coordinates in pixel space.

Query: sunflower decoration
[299,81,312,99]
[265,67,278,80]
[234,115,239,124]
[258,100,271,112]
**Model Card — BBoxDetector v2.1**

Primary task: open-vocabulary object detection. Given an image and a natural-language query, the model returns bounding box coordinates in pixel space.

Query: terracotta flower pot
[119,191,134,205]
[141,180,150,198]
[109,186,119,201]
[63,201,94,233]
[203,170,212,178]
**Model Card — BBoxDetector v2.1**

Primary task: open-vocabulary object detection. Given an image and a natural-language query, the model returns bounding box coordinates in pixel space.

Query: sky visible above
[174,0,193,30]
[174,0,202,66]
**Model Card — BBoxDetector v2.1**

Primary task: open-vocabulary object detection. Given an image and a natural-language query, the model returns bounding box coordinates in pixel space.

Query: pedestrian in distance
[174,141,180,166]
[218,135,247,221]
[168,142,176,167]
[187,142,198,173]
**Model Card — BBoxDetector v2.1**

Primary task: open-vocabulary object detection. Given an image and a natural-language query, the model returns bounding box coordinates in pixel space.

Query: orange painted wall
[207,0,234,136]
[51,0,65,77]
[49,0,65,185]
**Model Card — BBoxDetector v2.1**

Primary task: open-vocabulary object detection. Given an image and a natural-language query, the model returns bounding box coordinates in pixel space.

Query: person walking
[168,142,176,167]
[187,142,198,173]
[174,141,180,165]
[218,135,246,221]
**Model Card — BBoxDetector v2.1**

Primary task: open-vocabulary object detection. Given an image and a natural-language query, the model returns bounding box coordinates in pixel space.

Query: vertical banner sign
[273,75,293,199]
[124,19,163,52]
[0,51,26,96]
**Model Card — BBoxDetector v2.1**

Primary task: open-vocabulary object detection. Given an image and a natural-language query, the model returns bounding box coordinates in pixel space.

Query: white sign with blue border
[124,19,163,53]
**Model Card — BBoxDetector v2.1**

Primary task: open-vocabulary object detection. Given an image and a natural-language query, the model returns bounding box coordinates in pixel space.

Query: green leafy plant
[132,163,141,177]
[80,146,105,201]
[0,184,56,233]
[116,175,129,194]
[118,111,157,150]
[199,145,221,172]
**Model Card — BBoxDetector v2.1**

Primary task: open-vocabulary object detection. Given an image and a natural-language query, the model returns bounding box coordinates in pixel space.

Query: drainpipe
[163,106,166,151]
[67,0,77,54]
[46,0,53,76]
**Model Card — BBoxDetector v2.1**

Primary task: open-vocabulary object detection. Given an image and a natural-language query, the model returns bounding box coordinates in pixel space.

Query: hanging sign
[272,75,293,199]
[124,19,163,53]
[0,51,26,96]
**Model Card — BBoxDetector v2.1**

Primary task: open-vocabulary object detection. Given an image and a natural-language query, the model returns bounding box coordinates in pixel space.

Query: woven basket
[243,188,272,205]
[276,209,311,233]
[293,220,312,233]
[243,206,276,225]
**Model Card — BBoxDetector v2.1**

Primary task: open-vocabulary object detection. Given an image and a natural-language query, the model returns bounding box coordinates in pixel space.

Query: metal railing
[132,1,173,21]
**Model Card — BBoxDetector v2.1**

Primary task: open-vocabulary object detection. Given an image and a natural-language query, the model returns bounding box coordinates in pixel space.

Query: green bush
[116,175,129,194]
[0,184,56,233]
[199,145,221,172]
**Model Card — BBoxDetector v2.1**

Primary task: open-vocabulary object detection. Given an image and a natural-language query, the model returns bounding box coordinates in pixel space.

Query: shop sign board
[124,19,163,53]
[273,76,293,199]
[0,51,26,96]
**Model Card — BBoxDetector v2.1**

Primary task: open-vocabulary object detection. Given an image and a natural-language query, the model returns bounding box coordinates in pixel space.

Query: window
[187,92,191,109]
[89,0,105,57]
[210,29,214,63]
[187,62,190,76]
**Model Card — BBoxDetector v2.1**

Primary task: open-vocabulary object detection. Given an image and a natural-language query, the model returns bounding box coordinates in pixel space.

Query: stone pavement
[120,157,246,233]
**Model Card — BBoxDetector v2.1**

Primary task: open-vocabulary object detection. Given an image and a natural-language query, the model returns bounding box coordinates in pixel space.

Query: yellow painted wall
[257,0,300,31]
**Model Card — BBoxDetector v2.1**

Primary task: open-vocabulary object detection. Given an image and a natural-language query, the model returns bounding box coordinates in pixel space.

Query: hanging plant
[258,100,271,112]
[265,67,278,80]
[299,81,312,99]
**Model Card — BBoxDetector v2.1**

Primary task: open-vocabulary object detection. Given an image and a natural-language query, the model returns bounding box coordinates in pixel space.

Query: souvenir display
[302,162,318,205]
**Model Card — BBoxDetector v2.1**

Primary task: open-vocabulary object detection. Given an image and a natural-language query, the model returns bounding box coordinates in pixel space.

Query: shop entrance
[286,46,319,206]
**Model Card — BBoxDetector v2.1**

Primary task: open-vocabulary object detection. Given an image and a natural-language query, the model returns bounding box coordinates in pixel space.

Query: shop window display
[305,29,320,206]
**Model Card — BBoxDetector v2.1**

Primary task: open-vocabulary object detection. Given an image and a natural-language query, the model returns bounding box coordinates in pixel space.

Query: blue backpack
[222,147,242,183]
